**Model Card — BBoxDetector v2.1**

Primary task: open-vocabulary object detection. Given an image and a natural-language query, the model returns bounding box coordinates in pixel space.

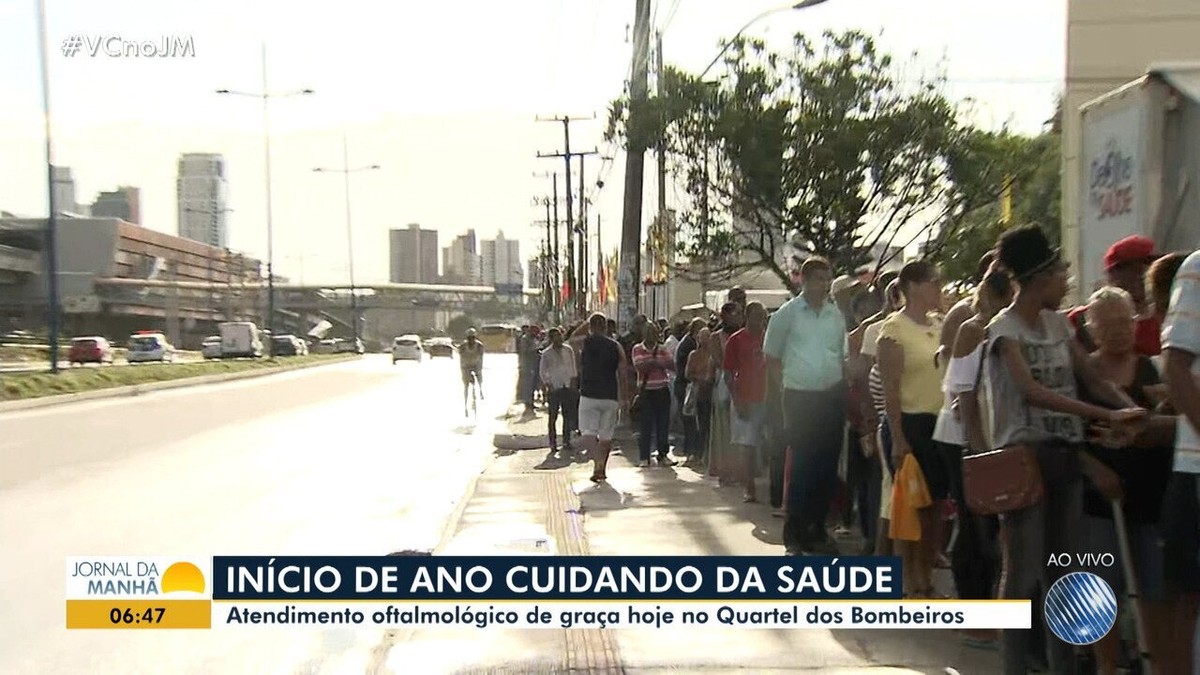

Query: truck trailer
[1075,64,1200,296]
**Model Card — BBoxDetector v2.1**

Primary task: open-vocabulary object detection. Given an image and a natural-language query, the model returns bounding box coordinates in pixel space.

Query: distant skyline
[0,0,1066,284]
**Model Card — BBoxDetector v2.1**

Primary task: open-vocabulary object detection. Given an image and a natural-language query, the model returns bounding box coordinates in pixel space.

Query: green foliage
[927,121,1062,286]
[607,30,980,290]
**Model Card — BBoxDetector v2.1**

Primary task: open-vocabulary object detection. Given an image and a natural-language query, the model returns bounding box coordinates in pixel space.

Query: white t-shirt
[1162,250,1200,474]
[862,321,884,358]
[664,335,680,361]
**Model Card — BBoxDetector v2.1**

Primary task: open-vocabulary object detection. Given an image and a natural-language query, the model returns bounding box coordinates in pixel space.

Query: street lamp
[313,135,380,348]
[216,43,313,356]
[35,0,62,373]
[699,0,830,78]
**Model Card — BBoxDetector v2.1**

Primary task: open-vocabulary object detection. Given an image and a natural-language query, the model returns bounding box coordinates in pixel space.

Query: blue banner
[211,556,902,601]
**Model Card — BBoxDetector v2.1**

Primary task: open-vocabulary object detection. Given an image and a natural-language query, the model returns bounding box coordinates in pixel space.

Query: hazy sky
[0,0,1065,284]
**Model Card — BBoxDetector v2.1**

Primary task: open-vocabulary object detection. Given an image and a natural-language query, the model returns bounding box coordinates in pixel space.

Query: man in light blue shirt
[764,256,848,555]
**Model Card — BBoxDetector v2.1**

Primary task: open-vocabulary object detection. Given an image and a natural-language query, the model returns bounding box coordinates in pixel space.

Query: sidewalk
[382,407,1002,674]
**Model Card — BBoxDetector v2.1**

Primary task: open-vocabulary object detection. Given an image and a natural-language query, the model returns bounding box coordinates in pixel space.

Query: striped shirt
[632,343,674,390]
[869,362,886,420]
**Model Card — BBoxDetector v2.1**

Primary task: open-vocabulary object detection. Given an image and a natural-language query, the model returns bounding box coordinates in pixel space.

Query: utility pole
[656,31,667,220]
[533,219,553,319]
[312,136,380,348]
[36,0,61,373]
[655,30,672,316]
[596,213,603,312]
[577,153,590,317]
[619,0,652,330]
[537,115,597,319]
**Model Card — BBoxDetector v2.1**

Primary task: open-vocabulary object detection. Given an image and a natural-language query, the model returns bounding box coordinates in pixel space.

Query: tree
[925,108,1063,286]
[606,30,995,291]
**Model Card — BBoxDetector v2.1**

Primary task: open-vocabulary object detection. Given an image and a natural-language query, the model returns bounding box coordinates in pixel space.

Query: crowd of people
[510,224,1199,674]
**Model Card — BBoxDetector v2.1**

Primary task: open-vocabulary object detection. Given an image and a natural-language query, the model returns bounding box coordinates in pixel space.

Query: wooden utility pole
[537,116,597,319]
[618,0,652,330]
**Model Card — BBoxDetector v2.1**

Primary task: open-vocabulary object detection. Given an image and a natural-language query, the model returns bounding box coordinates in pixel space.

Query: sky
[0,0,1067,285]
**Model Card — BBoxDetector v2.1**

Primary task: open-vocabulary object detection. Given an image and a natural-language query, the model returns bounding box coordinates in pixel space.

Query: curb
[0,355,362,414]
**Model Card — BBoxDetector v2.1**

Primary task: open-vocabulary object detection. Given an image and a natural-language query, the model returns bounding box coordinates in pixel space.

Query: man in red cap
[1067,234,1162,356]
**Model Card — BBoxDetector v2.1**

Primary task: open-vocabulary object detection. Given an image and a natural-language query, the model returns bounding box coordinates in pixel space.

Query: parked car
[201,336,222,360]
[271,335,305,357]
[68,336,114,365]
[425,337,454,358]
[314,339,338,354]
[337,338,365,355]
[127,332,175,363]
[392,335,423,363]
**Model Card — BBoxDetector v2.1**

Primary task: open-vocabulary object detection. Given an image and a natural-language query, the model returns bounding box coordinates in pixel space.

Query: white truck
[1075,64,1200,296]
[218,321,264,358]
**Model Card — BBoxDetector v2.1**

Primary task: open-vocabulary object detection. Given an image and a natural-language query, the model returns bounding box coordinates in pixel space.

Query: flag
[598,255,609,305]
[1000,175,1014,224]
[560,276,572,305]
[607,251,618,304]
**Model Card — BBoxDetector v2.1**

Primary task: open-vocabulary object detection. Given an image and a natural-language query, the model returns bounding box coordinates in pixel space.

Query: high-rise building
[177,153,229,247]
[442,229,482,284]
[91,186,141,224]
[481,230,522,290]
[527,254,544,289]
[389,224,438,283]
[51,166,78,215]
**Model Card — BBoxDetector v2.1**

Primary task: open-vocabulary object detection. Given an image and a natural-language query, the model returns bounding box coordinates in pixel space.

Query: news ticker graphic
[66,555,1032,630]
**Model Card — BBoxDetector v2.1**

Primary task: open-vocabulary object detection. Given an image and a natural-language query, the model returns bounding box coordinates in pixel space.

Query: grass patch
[0,354,355,401]
[0,345,50,362]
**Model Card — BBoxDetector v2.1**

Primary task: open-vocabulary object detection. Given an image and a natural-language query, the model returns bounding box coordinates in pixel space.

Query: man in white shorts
[578,312,628,483]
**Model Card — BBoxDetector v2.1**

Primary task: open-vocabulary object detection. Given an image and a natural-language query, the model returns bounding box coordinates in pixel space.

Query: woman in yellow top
[877,260,947,598]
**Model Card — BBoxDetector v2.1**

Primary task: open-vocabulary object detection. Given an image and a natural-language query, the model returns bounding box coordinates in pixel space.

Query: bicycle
[463,368,481,418]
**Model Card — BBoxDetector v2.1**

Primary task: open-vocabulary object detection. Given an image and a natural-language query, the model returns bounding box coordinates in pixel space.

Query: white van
[219,322,264,358]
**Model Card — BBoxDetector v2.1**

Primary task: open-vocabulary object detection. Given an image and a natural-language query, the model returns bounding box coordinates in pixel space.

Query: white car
[201,336,222,359]
[392,335,423,363]
[127,333,175,363]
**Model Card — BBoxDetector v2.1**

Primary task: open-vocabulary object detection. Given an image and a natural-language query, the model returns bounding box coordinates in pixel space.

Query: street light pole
[699,0,829,78]
[36,0,61,374]
[313,137,379,349]
[216,42,313,357]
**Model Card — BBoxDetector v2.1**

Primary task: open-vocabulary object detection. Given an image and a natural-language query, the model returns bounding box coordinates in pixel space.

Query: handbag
[629,347,658,425]
[682,382,698,417]
[960,332,1045,515]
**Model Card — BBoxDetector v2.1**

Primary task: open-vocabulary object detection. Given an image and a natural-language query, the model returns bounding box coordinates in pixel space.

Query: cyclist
[459,328,485,413]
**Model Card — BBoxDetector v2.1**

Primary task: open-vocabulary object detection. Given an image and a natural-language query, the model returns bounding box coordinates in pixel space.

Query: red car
[68,336,114,365]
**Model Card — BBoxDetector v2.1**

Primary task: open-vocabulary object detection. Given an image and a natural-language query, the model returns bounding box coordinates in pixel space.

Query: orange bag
[888,454,931,541]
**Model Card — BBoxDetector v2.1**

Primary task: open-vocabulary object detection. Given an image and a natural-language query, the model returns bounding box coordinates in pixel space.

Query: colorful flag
[598,255,609,305]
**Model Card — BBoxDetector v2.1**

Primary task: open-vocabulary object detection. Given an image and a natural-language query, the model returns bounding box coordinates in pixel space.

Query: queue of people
[521,227,1199,673]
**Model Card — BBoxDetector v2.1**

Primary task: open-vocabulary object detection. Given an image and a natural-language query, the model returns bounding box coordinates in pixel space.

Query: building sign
[1088,138,1135,219]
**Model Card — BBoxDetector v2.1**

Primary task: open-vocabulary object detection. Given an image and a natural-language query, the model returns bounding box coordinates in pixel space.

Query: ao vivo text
[1047,553,1116,568]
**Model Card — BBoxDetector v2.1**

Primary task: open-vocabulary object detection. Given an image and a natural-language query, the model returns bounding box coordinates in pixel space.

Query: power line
[660,0,683,32]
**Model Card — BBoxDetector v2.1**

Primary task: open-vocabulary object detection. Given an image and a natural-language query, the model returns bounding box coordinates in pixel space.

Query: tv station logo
[65,557,212,629]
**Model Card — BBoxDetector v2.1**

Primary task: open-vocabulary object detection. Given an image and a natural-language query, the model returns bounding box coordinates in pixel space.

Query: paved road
[0,353,518,675]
